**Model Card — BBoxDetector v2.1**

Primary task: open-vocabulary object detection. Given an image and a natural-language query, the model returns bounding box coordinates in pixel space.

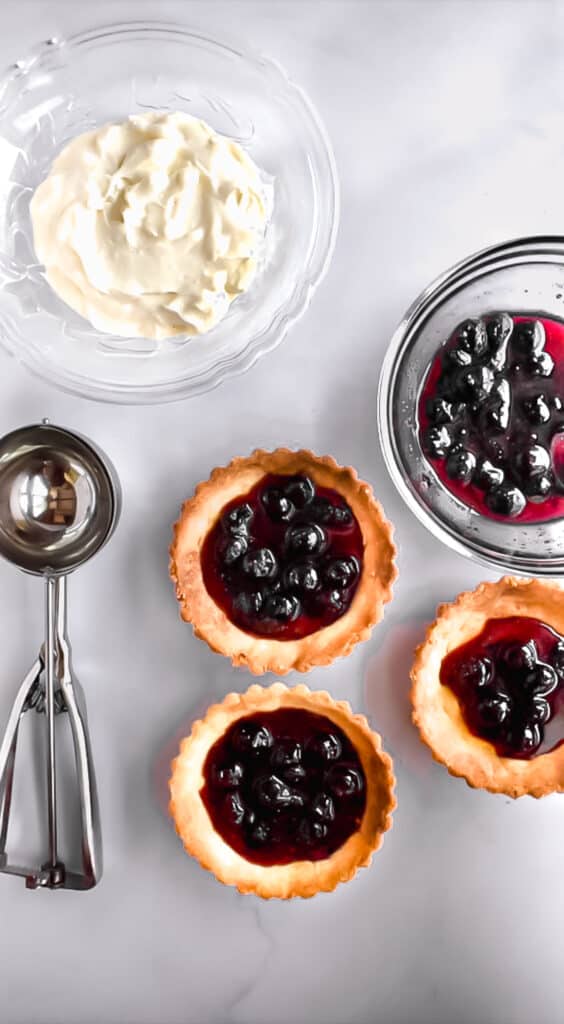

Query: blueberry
[254,774,304,810]
[316,588,349,614]
[284,562,320,594]
[551,640,564,678]
[457,318,488,358]
[326,763,364,797]
[455,319,475,346]
[211,762,244,789]
[527,697,551,725]
[485,484,526,518]
[247,820,271,846]
[487,313,513,370]
[306,732,343,763]
[261,487,295,522]
[426,398,459,425]
[270,738,303,772]
[330,505,354,527]
[233,722,273,755]
[475,458,504,491]
[512,443,551,482]
[311,792,336,822]
[222,503,253,536]
[324,556,360,589]
[454,365,494,402]
[445,448,476,484]
[285,522,327,557]
[452,424,470,445]
[485,379,511,433]
[475,691,512,730]
[552,396,563,412]
[524,663,558,696]
[283,475,315,509]
[501,641,538,675]
[506,722,542,756]
[242,547,278,580]
[222,535,249,565]
[522,393,551,425]
[423,425,452,458]
[487,404,510,433]
[223,792,246,826]
[263,592,301,622]
[514,319,545,356]
[528,351,554,377]
[444,347,473,369]
[523,472,553,502]
[460,656,493,690]
[308,498,353,527]
[490,672,514,697]
[243,807,256,829]
[233,590,264,617]
[297,818,328,846]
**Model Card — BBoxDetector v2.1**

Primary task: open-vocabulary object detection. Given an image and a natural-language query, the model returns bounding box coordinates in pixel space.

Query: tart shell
[411,577,564,798]
[170,449,397,674]
[169,683,396,899]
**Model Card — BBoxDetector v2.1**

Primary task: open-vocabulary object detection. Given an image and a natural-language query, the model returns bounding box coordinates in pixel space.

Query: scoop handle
[43,576,63,884]
[55,576,102,889]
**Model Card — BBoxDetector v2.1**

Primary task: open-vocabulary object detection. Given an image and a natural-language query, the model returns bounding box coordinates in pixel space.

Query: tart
[419,313,564,521]
[411,577,564,797]
[169,683,396,898]
[170,449,397,674]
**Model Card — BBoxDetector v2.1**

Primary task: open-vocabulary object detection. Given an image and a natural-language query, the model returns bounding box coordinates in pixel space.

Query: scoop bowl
[0,422,121,575]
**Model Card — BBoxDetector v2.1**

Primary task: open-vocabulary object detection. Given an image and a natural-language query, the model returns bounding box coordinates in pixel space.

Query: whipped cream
[30,111,271,340]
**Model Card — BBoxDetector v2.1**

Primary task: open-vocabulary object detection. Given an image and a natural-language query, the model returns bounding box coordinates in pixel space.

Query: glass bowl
[378,236,564,577]
[0,20,338,403]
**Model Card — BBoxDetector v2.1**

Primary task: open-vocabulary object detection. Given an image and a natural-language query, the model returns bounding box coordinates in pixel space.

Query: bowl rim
[0,18,340,404]
[378,234,564,577]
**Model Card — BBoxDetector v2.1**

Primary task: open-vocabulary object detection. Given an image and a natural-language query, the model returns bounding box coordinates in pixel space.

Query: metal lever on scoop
[0,655,44,879]
[0,577,102,890]
[53,575,102,890]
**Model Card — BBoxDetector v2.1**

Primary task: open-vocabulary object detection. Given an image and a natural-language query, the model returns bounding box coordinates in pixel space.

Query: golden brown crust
[169,449,397,674]
[411,576,564,798]
[169,683,396,899]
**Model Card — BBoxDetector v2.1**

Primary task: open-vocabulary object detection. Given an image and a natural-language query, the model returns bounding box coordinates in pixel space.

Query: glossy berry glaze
[418,314,564,520]
[441,617,564,758]
[201,474,363,640]
[201,709,366,866]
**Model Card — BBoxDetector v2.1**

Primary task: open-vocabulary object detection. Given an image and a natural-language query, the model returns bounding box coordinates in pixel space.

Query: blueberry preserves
[441,616,564,758]
[201,474,363,639]
[419,314,564,520]
[201,709,366,866]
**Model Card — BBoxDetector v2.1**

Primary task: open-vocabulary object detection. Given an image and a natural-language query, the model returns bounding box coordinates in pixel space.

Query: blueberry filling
[441,616,564,758]
[201,709,366,866]
[419,314,564,520]
[201,473,363,640]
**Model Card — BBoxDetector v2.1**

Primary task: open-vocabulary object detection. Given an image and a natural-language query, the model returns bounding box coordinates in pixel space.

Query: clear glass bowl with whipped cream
[0,21,339,403]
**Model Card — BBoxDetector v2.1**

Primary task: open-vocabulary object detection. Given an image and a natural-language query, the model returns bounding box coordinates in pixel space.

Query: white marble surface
[0,2,563,1022]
